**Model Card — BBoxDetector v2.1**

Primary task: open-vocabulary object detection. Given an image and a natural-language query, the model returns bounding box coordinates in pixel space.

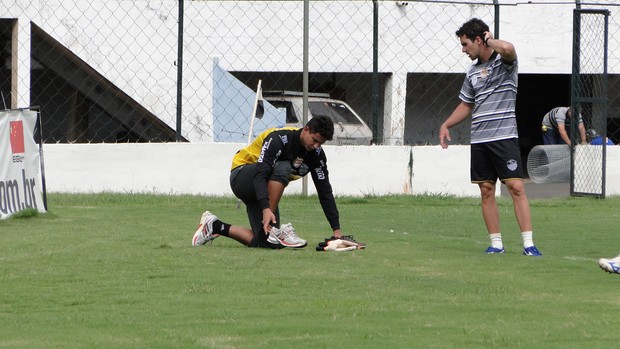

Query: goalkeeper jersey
[231,127,340,231]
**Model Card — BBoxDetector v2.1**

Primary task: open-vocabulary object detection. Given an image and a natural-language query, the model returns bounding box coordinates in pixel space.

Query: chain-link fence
[571,8,609,197]
[1,0,619,147]
[582,1,620,150]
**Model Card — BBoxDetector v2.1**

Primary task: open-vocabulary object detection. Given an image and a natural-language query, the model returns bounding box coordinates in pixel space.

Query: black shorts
[229,161,295,204]
[229,161,295,248]
[470,138,523,183]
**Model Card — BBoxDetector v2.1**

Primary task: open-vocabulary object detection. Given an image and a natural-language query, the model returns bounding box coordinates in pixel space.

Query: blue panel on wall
[213,61,285,143]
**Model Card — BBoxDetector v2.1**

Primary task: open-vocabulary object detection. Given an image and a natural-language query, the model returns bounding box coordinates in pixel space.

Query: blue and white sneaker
[598,256,620,274]
[485,246,505,254]
[523,246,543,256]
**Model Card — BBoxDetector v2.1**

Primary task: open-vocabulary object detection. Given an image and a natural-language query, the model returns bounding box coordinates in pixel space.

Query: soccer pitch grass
[1,193,620,349]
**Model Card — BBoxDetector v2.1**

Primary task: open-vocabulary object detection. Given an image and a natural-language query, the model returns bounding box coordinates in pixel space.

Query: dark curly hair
[455,18,489,43]
[306,115,334,141]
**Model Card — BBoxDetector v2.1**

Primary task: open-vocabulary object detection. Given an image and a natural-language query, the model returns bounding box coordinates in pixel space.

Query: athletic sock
[211,220,231,237]
[521,231,534,248]
[489,233,503,249]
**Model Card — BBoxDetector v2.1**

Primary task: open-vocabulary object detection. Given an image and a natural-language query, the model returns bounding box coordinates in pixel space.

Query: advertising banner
[0,110,46,219]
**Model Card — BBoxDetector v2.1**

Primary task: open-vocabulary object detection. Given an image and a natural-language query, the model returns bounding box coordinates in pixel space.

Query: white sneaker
[267,223,307,248]
[599,255,620,274]
[192,211,220,246]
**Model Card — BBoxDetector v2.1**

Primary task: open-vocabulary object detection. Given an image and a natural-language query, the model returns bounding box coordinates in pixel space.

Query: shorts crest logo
[506,159,518,171]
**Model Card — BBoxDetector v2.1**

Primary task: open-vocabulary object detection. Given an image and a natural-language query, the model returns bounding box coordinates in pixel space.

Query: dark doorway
[516,74,571,167]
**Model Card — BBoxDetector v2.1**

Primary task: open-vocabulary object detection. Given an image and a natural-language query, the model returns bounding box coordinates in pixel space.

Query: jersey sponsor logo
[480,67,489,78]
[315,147,322,155]
[257,138,272,163]
[471,67,491,87]
[280,135,288,144]
[506,159,518,172]
[315,168,325,180]
[275,150,282,164]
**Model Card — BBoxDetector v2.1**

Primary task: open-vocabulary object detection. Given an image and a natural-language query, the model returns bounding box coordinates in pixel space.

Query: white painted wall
[42,143,476,196]
[43,143,620,197]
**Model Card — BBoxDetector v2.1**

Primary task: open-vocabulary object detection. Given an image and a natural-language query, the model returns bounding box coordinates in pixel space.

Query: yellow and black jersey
[231,127,339,231]
[231,127,299,170]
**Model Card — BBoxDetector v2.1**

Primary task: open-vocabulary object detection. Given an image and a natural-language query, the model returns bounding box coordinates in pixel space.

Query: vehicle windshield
[267,101,299,123]
[308,101,363,125]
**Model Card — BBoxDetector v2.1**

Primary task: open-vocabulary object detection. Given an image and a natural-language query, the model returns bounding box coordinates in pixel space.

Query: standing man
[438,18,542,256]
[192,115,364,249]
[541,106,587,145]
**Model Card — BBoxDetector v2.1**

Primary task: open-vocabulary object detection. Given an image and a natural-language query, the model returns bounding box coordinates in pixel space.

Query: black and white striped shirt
[459,52,519,144]
[541,107,582,129]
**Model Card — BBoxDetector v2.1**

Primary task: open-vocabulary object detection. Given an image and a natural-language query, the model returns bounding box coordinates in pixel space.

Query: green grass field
[1,193,620,349]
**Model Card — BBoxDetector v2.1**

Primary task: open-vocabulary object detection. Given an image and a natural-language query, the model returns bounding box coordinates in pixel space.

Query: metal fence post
[176,0,184,142]
[493,0,499,38]
[372,0,379,144]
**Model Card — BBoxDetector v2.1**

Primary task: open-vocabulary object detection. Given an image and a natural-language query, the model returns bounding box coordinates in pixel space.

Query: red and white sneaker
[267,223,307,248]
[192,211,220,246]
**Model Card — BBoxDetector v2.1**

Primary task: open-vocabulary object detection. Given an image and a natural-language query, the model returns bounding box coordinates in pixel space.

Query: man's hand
[439,102,473,149]
[262,208,277,234]
[439,123,451,149]
[482,31,494,47]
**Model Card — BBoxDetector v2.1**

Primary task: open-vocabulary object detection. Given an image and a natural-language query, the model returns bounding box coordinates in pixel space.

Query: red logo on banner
[10,121,25,154]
